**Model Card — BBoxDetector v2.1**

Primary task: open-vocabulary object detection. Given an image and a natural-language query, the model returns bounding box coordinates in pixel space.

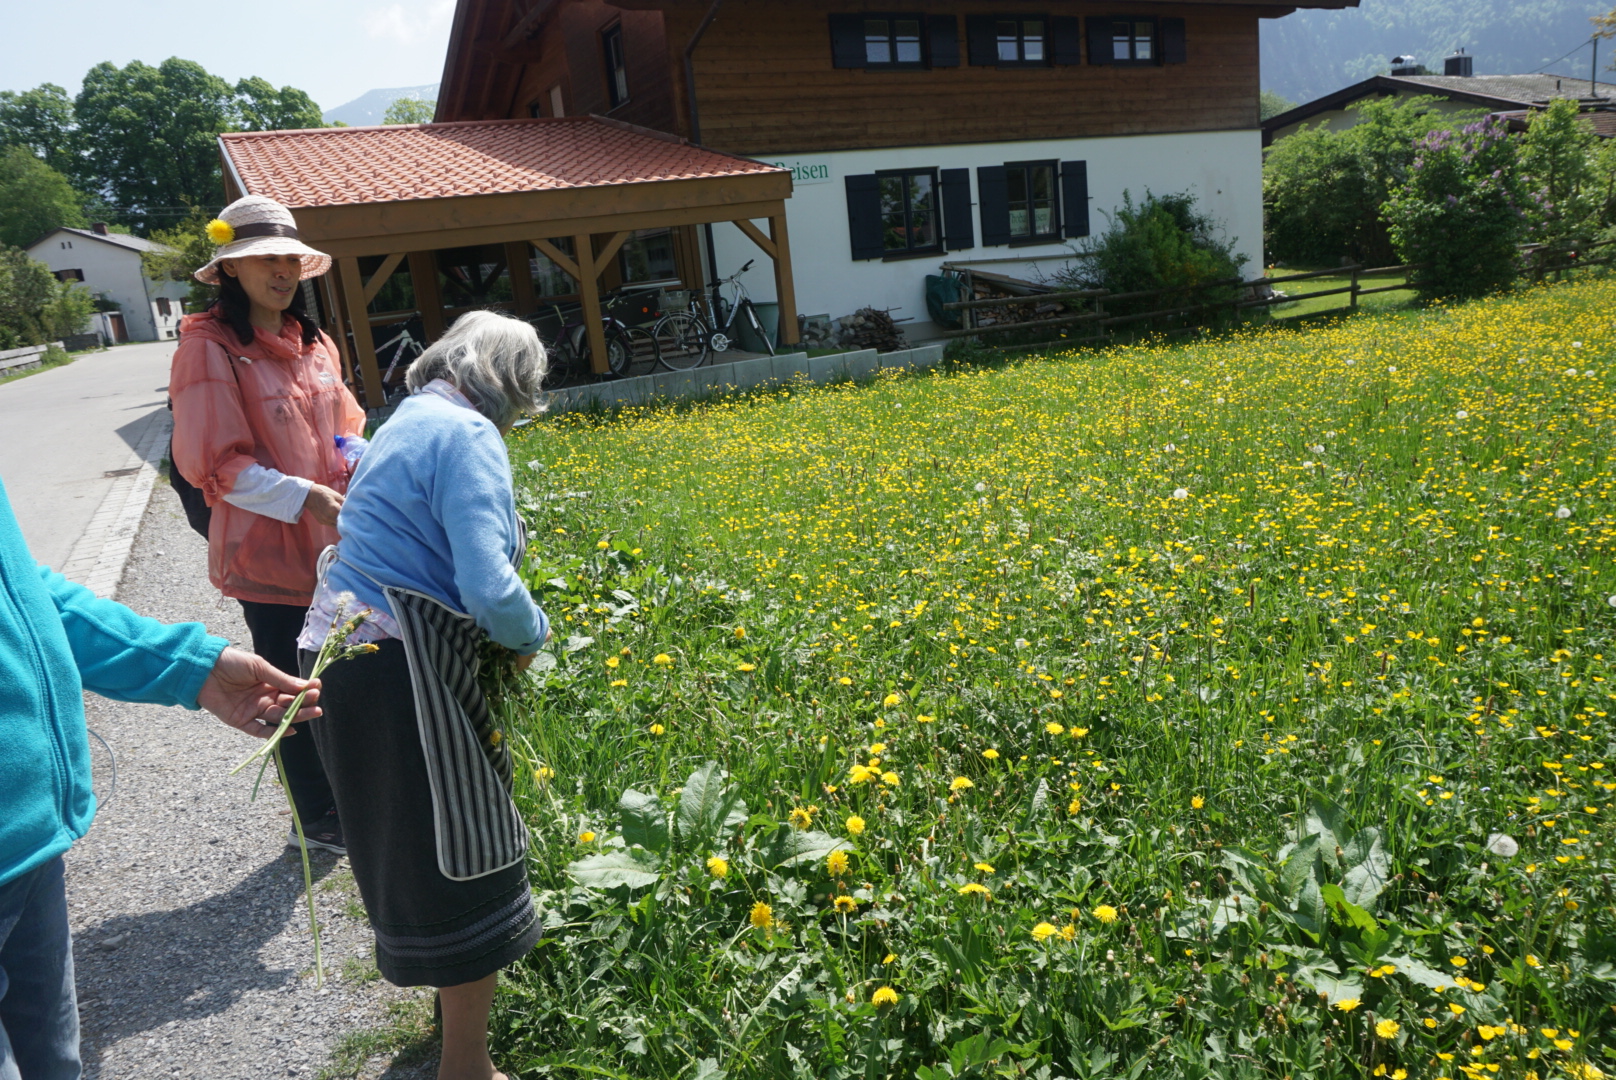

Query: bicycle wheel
[613,326,660,378]
[653,311,711,370]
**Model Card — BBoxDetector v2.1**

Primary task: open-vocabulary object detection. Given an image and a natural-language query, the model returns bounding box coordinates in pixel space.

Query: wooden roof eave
[286,170,794,258]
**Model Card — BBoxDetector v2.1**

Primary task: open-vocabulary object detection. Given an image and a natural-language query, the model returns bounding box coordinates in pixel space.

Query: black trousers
[238,600,336,823]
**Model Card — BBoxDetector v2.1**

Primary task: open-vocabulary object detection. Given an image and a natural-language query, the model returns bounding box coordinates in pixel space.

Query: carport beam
[337,256,386,407]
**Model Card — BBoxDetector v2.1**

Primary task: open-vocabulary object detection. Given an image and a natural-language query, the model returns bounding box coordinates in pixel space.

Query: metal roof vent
[1391,54,1421,76]
[1444,50,1473,77]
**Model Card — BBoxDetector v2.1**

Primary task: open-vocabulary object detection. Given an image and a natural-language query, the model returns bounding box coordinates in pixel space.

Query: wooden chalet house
[437,0,1356,338]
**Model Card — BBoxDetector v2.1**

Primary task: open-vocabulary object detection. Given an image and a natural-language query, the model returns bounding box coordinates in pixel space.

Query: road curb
[60,410,172,599]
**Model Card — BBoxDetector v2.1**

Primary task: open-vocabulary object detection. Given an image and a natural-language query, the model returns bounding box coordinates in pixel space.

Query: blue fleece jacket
[326,391,547,653]
[0,478,227,886]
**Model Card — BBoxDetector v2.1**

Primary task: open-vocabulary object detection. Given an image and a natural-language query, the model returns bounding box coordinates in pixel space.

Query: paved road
[0,341,176,571]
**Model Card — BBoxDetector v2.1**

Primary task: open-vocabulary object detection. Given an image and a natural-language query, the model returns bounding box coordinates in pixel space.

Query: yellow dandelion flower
[606,656,620,669]
[1092,904,1119,924]
[958,882,990,898]
[788,806,813,829]
[974,862,995,873]
[653,653,673,666]
[1060,923,1077,941]
[838,676,852,686]
[950,776,974,792]
[833,894,857,913]
[1070,727,1089,737]
[849,764,874,784]
[871,986,899,1007]
[826,849,850,876]
[205,218,235,244]
[737,662,756,672]
[706,855,729,878]
[578,831,596,843]
[1045,722,1065,735]
[1376,1019,1400,1039]
[1525,954,1541,967]
[1031,921,1059,941]
[748,901,774,929]
[880,771,900,786]
[1067,797,1082,814]
[845,814,866,835]
[733,626,746,639]
[882,692,901,707]
[982,748,1000,760]
[648,723,665,736]
[1191,795,1205,809]
[916,713,935,723]
[1335,998,1361,1012]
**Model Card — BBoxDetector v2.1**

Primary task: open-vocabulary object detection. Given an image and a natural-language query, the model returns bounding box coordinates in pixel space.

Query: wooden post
[574,234,609,375]
[506,241,537,315]
[769,211,799,346]
[337,257,385,407]
[408,251,446,342]
[1350,265,1360,310]
[322,273,355,387]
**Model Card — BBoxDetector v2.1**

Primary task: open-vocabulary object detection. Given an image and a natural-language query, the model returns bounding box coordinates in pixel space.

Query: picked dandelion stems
[229,598,372,989]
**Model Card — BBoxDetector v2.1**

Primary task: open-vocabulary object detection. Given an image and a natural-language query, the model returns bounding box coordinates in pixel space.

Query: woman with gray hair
[295,310,549,1080]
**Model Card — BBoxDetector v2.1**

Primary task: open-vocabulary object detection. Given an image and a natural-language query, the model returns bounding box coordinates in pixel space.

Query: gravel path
[65,482,438,1080]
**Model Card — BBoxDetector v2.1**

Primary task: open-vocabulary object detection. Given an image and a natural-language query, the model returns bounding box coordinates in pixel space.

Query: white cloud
[363,0,454,44]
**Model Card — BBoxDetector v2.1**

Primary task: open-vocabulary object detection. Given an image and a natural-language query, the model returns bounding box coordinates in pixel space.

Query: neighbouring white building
[26,224,190,343]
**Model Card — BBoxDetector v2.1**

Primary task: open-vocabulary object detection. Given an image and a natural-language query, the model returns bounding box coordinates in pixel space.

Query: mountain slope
[1261,0,1610,104]
[321,83,440,127]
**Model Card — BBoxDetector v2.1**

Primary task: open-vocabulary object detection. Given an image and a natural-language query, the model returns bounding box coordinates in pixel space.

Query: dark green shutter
[1051,17,1082,65]
[1086,17,1112,65]
[977,166,1010,246]
[929,16,960,67]
[829,14,866,69]
[941,168,974,250]
[1060,160,1090,239]
[1162,17,1187,64]
[846,174,884,260]
[966,15,997,67]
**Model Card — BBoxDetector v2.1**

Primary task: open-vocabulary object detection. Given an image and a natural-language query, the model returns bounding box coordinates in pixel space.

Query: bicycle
[701,260,775,359]
[526,300,657,382]
[373,318,424,404]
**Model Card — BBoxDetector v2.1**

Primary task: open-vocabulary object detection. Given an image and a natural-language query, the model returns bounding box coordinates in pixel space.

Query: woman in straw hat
[169,194,366,854]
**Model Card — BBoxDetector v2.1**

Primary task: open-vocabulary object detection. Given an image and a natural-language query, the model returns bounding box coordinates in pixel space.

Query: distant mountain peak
[321,83,440,127]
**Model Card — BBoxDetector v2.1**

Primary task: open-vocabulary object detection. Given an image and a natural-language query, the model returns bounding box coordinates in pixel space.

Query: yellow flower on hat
[205,218,235,245]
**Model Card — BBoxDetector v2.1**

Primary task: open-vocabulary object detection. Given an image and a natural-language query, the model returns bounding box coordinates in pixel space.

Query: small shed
[217,116,798,405]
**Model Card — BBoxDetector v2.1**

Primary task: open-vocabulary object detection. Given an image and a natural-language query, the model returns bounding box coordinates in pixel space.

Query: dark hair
[211,270,322,348]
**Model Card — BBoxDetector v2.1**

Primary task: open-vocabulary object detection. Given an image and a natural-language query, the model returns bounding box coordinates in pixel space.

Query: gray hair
[405,310,548,428]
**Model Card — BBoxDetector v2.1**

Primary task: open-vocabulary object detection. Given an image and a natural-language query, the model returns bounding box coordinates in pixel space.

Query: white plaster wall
[709,129,1264,340]
[26,233,188,342]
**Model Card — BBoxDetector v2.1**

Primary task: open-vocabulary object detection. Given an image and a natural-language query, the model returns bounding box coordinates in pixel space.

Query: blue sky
[1,0,454,112]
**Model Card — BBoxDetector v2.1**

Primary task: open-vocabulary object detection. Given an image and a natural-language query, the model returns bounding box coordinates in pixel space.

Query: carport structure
[217,116,798,406]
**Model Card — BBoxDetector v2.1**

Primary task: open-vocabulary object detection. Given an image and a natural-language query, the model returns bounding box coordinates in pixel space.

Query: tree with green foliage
[1259,90,1295,121]
[0,84,79,180]
[1519,98,1600,247]
[1059,191,1248,321]
[0,147,87,249]
[383,97,438,125]
[1264,95,1474,267]
[0,247,95,349]
[234,77,325,132]
[1384,119,1528,300]
[73,59,238,234]
[142,205,222,307]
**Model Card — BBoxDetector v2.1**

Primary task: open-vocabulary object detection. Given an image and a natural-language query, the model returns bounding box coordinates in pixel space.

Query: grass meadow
[487,278,1616,1080]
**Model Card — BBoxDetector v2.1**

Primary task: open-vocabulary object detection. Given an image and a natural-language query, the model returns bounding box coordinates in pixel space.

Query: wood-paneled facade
[440,0,1348,151]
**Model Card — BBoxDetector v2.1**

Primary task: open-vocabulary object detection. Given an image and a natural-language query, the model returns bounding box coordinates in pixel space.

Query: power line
[1534,36,1596,76]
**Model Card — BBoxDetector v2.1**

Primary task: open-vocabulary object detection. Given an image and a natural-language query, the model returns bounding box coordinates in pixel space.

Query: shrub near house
[0,247,93,350]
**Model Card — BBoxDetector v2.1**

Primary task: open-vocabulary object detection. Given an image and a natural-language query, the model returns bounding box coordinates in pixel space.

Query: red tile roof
[220,117,783,208]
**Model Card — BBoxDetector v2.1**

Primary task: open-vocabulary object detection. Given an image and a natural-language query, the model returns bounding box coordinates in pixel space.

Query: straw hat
[194,195,332,284]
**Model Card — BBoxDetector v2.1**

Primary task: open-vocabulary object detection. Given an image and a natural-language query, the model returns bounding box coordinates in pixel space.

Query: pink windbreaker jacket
[169,312,366,605]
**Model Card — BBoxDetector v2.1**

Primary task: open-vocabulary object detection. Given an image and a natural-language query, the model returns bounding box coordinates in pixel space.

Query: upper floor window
[53,268,84,282]
[1111,18,1156,63]
[603,25,629,108]
[156,297,173,316]
[864,17,924,67]
[60,240,73,249]
[1005,161,1058,241]
[997,18,1045,64]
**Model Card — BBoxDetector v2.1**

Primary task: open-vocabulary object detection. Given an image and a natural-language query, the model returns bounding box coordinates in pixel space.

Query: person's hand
[514,652,536,673]
[197,646,322,739]
[302,484,344,527]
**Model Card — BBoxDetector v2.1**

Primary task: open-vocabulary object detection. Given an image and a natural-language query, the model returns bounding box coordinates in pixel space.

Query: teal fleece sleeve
[39,566,228,708]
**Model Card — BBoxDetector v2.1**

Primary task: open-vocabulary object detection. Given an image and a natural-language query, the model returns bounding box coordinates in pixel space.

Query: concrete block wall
[541,343,946,416]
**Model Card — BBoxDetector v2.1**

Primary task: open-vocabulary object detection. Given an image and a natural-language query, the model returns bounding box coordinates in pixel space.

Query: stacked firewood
[835,307,907,353]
